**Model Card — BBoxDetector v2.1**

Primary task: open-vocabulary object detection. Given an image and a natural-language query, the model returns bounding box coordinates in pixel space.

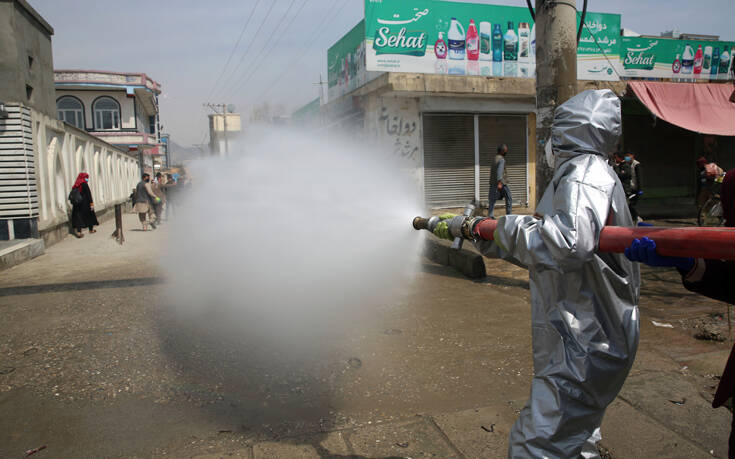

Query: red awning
[628,81,735,136]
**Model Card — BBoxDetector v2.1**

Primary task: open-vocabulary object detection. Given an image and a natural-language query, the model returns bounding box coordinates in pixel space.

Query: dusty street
[0,214,732,458]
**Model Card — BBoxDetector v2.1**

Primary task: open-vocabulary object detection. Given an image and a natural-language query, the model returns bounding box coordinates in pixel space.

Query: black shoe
[150,222,157,229]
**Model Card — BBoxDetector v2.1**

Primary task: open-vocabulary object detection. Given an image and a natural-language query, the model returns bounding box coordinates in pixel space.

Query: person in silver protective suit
[479,89,640,458]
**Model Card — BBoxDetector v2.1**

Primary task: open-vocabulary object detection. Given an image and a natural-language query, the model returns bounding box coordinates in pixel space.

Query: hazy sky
[31,0,734,147]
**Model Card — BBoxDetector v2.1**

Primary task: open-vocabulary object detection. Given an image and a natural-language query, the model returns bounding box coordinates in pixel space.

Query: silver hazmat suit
[476,89,640,458]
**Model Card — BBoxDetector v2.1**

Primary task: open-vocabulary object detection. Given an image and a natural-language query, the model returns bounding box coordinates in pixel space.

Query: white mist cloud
[162,127,424,359]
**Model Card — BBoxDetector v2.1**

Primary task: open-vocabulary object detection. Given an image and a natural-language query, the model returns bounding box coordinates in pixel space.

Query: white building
[54,70,163,174]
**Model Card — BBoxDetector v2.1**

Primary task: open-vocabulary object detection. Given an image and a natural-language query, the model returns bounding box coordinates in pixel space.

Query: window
[93,96,121,130]
[148,115,156,134]
[56,96,85,129]
[28,55,34,69]
[25,85,33,101]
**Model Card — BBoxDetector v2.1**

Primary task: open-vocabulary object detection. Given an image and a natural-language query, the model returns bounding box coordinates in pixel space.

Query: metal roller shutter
[423,114,475,208]
[0,104,38,219]
[478,115,528,207]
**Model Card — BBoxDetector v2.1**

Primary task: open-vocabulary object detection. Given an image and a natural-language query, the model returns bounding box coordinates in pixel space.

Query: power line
[257,0,348,101]
[225,0,307,99]
[211,0,279,101]
[206,0,263,100]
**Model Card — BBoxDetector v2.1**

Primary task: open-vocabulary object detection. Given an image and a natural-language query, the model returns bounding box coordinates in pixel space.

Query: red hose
[599,226,735,260]
[473,219,735,260]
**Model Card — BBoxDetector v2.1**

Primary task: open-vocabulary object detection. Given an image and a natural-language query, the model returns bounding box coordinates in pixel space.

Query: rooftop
[14,0,54,36]
[54,70,161,94]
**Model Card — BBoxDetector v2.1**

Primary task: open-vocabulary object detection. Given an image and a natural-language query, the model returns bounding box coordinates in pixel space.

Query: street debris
[694,325,726,342]
[383,329,403,335]
[651,320,674,328]
[0,366,15,375]
[668,398,686,406]
[24,445,46,457]
[481,424,495,433]
[348,358,362,369]
[395,442,409,448]
[22,347,38,356]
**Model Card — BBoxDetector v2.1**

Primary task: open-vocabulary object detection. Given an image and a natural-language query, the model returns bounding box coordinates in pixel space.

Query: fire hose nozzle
[413,215,440,232]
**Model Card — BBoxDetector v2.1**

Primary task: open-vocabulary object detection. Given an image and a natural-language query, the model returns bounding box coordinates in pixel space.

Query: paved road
[0,214,731,458]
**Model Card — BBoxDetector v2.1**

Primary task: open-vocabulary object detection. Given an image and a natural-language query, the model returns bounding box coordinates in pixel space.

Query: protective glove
[432,213,457,240]
[637,190,643,196]
[155,197,162,203]
[433,221,453,240]
[624,237,694,271]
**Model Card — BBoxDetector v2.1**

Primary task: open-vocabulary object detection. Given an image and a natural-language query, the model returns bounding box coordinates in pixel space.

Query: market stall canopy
[628,81,735,136]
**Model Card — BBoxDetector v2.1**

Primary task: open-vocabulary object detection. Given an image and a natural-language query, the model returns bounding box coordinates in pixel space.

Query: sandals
[75,232,84,238]
[89,229,97,233]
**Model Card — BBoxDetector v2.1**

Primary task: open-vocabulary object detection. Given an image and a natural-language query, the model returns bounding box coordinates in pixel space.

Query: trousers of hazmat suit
[477,90,640,458]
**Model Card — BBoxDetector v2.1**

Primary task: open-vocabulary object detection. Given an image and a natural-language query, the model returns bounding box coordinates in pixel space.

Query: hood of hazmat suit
[476,89,639,459]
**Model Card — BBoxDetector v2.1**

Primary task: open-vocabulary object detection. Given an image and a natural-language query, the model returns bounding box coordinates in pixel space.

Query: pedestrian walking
[488,144,512,218]
[152,172,166,225]
[164,173,176,219]
[68,172,99,238]
[133,173,160,231]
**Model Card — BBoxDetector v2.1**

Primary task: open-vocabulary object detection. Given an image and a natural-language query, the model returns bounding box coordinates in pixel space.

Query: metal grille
[0,104,38,218]
[478,115,528,207]
[422,114,475,208]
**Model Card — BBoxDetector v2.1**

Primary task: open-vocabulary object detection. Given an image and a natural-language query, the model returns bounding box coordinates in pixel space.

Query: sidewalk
[172,398,713,458]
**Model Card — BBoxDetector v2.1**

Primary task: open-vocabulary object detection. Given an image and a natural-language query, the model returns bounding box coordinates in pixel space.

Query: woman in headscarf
[626,168,735,455]
[69,172,99,238]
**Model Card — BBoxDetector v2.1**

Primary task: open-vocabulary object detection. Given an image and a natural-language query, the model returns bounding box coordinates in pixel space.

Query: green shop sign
[364,0,620,81]
[620,37,735,79]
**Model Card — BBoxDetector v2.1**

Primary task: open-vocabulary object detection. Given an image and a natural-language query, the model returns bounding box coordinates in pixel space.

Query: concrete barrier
[423,238,486,279]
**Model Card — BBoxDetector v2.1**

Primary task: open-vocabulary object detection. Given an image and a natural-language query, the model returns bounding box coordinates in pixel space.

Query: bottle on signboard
[503,22,518,61]
[435,32,447,59]
[672,54,681,74]
[448,18,466,60]
[479,22,492,61]
[711,48,720,76]
[492,23,503,62]
[518,22,530,63]
[681,44,694,74]
[466,19,479,60]
[718,47,731,78]
[703,46,713,71]
[693,45,704,74]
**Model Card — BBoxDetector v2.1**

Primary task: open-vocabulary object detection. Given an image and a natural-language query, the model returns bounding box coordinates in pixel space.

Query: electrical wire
[577,0,587,44]
[223,0,302,99]
[206,0,263,100]
[255,0,347,101]
[525,0,535,22]
[211,0,279,101]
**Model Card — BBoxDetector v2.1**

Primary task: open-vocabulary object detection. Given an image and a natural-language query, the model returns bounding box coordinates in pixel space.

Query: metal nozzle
[413,215,440,232]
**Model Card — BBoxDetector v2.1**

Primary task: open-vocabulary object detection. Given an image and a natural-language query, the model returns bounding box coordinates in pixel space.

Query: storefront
[309,0,735,215]
[423,113,528,208]
[622,81,735,216]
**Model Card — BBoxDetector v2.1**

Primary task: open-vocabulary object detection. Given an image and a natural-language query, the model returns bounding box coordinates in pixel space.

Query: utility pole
[222,103,228,157]
[203,102,230,157]
[313,74,326,105]
[534,0,578,199]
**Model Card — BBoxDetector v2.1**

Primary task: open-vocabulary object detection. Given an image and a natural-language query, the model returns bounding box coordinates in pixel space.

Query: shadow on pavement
[0,277,164,297]
[153,305,372,455]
